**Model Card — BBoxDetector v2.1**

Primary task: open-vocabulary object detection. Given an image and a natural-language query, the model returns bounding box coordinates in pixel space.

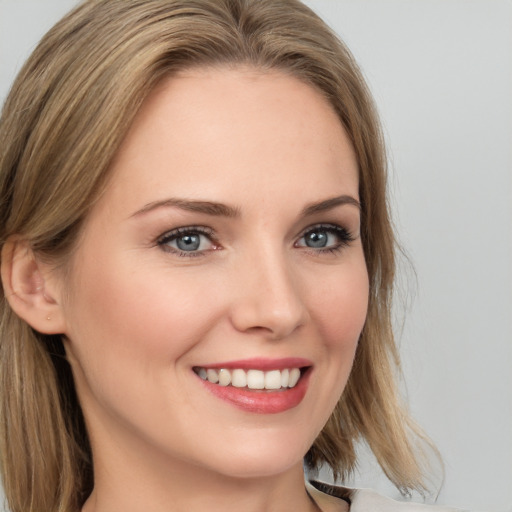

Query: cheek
[300,258,369,436]
[310,261,369,353]
[64,255,223,374]
[62,258,223,439]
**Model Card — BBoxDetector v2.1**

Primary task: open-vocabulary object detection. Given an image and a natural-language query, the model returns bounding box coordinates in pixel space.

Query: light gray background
[1,1,511,511]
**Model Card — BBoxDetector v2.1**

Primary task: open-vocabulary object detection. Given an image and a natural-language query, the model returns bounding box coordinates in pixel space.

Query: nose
[229,248,308,340]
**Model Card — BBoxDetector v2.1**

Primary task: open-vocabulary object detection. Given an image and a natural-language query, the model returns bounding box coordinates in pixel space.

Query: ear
[1,238,67,335]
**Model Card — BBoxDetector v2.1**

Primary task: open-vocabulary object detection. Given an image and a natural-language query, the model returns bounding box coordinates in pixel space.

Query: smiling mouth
[193,367,305,390]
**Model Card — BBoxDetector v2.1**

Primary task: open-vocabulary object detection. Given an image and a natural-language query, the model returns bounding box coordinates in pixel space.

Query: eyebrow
[131,194,360,219]
[132,198,240,218]
[301,195,361,216]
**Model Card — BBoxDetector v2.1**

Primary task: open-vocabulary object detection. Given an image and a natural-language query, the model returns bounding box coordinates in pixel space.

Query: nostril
[228,266,308,339]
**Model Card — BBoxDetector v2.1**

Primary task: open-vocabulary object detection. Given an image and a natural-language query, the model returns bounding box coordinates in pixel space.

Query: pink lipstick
[193,358,312,414]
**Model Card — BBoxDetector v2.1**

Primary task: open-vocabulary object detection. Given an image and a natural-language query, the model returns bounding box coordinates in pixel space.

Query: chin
[194,431,312,480]
[208,455,303,480]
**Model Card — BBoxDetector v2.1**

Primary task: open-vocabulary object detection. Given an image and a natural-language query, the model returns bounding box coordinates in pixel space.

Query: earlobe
[1,238,67,335]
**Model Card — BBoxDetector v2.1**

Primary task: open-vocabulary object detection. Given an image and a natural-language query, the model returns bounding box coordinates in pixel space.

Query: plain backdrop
[1,1,511,511]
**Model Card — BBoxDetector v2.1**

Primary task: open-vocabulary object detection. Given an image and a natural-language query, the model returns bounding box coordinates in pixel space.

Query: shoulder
[348,487,464,512]
[307,481,466,512]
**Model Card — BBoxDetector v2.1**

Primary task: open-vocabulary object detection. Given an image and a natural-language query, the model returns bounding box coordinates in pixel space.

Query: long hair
[0,1,430,510]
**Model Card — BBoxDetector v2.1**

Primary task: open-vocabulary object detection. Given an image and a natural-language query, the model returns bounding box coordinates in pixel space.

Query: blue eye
[175,233,201,251]
[296,224,353,251]
[303,230,331,248]
[158,227,215,255]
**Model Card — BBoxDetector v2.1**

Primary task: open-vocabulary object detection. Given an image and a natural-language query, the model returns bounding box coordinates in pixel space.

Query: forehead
[99,66,359,218]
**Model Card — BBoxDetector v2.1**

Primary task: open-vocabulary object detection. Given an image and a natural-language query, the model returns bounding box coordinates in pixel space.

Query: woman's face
[59,68,369,479]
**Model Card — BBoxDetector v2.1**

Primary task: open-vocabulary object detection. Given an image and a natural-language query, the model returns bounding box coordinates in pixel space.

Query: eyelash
[157,226,217,258]
[296,223,355,254]
[156,223,355,258]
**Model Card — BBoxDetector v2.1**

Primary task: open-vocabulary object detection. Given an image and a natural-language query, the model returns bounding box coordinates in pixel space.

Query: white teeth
[247,369,265,389]
[288,368,301,388]
[218,369,231,386]
[195,367,303,390]
[265,370,282,390]
[281,368,289,388]
[231,369,247,388]
[206,368,219,384]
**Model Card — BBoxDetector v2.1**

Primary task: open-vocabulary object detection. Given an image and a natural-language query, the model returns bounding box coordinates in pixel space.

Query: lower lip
[196,369,311,414]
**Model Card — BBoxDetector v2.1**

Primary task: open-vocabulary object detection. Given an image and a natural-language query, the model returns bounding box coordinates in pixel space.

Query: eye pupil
[305,231,328,248]
[177,234,201,251]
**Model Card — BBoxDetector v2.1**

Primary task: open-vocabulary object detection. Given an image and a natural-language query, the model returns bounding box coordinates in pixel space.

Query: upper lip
[194,357,312,371]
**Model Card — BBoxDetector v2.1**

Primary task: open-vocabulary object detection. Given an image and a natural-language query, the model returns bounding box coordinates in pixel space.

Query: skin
[54,68,368,511]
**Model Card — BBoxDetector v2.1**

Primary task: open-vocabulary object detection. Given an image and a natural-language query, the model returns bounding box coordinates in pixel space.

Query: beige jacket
[307,481,464,512]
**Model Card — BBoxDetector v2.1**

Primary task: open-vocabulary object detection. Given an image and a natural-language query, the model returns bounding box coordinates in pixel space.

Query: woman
[0,1,461,511]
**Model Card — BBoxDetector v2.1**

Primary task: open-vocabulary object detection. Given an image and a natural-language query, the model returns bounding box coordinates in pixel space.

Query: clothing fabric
[307,481,464,512]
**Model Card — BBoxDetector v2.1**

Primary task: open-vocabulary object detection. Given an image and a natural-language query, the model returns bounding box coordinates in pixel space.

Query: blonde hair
[0,0,431,510]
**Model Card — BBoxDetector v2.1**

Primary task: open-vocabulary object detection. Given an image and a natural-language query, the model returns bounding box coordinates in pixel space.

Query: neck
[81,432,319,512]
